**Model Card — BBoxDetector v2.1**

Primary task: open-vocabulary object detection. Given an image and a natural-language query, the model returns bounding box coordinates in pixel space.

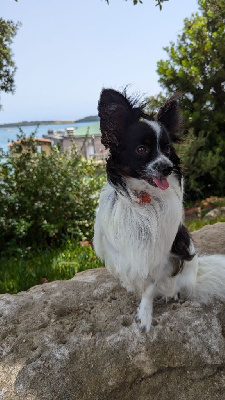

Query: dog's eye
[136,145,148,155]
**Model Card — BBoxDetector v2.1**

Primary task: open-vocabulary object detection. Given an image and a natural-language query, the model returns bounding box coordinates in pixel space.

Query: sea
[0,121,97,153]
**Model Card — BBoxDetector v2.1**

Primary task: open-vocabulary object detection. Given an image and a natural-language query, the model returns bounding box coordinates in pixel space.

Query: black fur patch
[106,155,128,193]
[170,224,195,277]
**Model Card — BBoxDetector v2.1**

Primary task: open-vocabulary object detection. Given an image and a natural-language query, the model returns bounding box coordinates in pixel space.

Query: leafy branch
[105,0,168,8]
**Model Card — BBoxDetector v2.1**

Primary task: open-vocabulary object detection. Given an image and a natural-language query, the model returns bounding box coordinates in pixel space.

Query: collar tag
[134,191,151,204]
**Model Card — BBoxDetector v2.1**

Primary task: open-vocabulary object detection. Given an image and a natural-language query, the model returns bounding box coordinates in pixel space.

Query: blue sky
[1,0,199,124]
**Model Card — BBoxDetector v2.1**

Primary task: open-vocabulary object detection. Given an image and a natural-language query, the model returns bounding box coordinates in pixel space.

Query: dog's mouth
[139,174,170,190]
[152,177,169,190]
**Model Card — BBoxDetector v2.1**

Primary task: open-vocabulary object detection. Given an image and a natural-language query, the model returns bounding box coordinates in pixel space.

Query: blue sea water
[0,121,97,153]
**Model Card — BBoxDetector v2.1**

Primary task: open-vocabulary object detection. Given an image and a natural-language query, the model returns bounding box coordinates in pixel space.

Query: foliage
[185,216,225,233]
[155,0,225,200]
[0,18,21,109]
[0,241,103,294]
[144,92,167,117]
[0,132,106,254]
[175,131,221,199]
[104,0,168,8]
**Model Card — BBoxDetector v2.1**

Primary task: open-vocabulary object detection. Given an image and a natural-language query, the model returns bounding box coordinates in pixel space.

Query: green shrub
[175,132,222,201]
[0,133,106,254]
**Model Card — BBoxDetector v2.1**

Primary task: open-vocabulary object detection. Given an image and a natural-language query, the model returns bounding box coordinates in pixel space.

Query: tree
[0,18,21,110]
[156,0,225,200]
[105,0,168,9]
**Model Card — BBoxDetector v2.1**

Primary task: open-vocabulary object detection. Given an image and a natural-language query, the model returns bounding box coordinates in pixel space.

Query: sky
[0,0,199,124]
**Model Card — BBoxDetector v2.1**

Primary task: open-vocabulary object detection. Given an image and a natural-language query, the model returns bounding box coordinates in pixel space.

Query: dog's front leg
[136,283,156,332]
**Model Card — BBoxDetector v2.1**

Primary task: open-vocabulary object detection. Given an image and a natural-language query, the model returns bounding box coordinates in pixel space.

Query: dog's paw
[135,307,152,333]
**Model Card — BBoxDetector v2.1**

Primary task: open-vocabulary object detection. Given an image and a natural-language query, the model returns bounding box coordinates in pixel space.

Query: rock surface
[203,208,222,219]
[192,222,225,255]
[202,206,225,220]
[0,223,225,400]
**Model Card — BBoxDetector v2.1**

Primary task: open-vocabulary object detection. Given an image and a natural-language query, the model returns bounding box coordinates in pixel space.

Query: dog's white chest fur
[94,174,183,294]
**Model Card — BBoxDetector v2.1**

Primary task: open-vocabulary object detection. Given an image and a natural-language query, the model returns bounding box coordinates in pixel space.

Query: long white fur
[93,123,225,332]
[94,173,184,330]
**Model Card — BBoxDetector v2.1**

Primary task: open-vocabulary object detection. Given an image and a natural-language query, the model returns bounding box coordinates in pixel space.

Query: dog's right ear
[98,89,134,149]
[157,93,183,142]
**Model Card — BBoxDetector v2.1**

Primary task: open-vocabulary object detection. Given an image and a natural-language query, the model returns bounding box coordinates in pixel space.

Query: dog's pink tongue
[153,177,169,190]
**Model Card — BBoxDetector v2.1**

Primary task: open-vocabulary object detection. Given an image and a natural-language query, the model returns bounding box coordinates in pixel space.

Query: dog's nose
[157,163,173,177]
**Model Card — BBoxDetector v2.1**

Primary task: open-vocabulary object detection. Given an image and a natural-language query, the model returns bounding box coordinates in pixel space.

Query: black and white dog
[93,88,225,332]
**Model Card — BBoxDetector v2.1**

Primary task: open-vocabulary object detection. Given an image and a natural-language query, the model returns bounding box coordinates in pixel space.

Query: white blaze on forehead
[143,120,161,139]
[143,119,173,176]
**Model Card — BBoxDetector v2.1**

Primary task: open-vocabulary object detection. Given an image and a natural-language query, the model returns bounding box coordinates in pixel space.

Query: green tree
[0,18,21,110]
[105,0,168,9]
[156,0,225,199]
[145,92,167,116]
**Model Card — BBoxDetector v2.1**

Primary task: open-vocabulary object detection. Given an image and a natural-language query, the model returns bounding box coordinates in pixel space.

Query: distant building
[43,122,108,160]
[66,127,75,136]
[8,122,108,160]
[8,137,52,156]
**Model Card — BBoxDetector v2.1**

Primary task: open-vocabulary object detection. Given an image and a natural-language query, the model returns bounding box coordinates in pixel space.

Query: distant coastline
[0,115,100,129]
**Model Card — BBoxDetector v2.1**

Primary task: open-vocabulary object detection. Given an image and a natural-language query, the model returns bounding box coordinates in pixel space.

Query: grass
[185,196,225,231]
[1,214,225,295]
[185,216,225,232]
[0,240,103,294]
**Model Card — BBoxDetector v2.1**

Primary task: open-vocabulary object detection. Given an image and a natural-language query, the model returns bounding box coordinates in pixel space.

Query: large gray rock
[0,223,225,400]
[192,222,225,255]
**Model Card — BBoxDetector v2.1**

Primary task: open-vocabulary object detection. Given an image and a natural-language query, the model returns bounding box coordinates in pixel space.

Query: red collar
[134,191,151,204]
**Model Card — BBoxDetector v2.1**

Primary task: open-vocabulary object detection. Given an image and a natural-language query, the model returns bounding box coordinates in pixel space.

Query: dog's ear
[98,89,136,149]
[157,96,181,142]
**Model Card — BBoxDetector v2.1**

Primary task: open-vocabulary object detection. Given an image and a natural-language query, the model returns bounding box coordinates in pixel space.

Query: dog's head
[98,88,182,191]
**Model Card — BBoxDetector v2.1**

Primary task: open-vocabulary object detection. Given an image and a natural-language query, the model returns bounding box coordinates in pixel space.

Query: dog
[93,88,225,332]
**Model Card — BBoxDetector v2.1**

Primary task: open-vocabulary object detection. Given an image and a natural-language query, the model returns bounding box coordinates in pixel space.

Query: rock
[0,224,225,399]
[203,208,221,219]
[192,222,225,255]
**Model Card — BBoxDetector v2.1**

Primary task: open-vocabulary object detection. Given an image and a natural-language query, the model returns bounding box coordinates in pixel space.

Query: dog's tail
[192,254,225,303]
[166,254,225,303]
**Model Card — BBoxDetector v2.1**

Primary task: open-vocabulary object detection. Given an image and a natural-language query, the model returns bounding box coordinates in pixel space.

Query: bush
[175,132,222,201]
[0,133,106,254]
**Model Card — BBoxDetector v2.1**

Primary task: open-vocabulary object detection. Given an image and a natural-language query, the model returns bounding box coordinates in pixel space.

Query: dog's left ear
[157,97,181,142]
